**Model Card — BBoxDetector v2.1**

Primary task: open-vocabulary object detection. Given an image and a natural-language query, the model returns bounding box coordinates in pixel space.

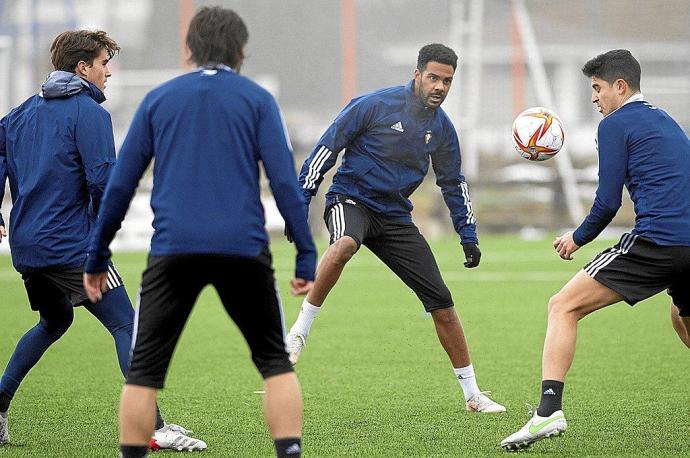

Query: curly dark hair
[186,6,248,68]
[582,49,641,91]
[50,30,119,72]
[417,43,458,72]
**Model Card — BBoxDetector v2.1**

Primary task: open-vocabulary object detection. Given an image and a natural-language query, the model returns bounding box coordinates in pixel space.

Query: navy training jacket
[0,72,113,273]
[299,80,478,244]
[86,66,316,281]
[573,96,690,247]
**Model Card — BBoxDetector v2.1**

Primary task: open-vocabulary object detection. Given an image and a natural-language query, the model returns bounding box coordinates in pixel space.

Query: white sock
[453,364,480,401]
[289,300,321,337]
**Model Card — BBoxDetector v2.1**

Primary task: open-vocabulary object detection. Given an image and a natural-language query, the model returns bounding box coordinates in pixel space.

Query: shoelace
[470,391,493,403]
[526,403,537,418]
[166,423,193,435]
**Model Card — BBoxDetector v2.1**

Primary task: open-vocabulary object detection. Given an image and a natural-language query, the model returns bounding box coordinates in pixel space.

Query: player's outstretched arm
[670,302,690,348]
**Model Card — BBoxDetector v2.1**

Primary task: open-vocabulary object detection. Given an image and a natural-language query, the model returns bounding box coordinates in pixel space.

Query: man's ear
[615,78,628,94]
[75,60,87,77]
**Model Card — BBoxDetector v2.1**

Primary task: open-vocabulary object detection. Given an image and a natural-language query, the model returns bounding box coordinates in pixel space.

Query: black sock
[275,437,301,457]
[119,444,149,458]
[0,392,11,413]
[154,404,165,430]
[537,380,564,417]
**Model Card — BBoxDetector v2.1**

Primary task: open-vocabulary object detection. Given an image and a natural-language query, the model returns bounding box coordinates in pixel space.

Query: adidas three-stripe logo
[303,145,333,190]
[585,233,638,278]
[460,182,476,224]
[330,203,345,243]
[391,121,404,132]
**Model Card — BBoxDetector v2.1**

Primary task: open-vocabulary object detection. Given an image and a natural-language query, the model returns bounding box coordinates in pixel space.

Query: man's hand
[83,272,109,303]
[462,243,481,268]
[0,225,6,243]
[290,278,313,296]
[553,230,580,260]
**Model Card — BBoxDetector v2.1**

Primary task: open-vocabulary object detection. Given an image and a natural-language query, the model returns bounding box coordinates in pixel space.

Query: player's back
[1,74,112,272]
[139,68,288,257]
[609,101,690,245]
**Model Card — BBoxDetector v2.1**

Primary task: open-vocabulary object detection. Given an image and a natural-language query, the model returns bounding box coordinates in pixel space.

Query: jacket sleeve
[257,94,317,281]
[431,123,478,244]
[298,96,373,204]
[573,118,627,246]
[0,117,6,227]
[75,103,116,217]
[85,97,155,273]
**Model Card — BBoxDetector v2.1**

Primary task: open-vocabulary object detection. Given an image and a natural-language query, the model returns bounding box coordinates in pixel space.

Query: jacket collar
[405,79,436,120]
[40,71,106,104]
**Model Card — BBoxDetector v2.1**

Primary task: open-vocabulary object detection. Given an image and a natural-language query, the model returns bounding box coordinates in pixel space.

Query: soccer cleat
[285,331,306,365]
[0,414,8,444]
[149,423,207,452]
[466,391,506,413]
[500,409,567,451]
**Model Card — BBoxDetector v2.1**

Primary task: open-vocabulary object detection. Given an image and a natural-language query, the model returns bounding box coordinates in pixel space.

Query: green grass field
[0,236,688,457]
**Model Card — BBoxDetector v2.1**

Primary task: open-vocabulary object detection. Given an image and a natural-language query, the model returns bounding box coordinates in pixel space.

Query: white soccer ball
[511,107,565,161]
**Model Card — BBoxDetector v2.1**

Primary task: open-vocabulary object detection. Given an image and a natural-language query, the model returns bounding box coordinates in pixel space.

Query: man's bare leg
[286,237,359,362]
[304,236,359,306]
[431,307,471,368]
[501,270,623,450]
[119,384,157,455]
[670,302,690,348]
[542,270,623,381]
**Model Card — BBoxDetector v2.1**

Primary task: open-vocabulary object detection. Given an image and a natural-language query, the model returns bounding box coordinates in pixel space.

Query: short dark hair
[186,6,248,68]
[581,49,641,91]
[50,30,119,72]
[417,43,458,72]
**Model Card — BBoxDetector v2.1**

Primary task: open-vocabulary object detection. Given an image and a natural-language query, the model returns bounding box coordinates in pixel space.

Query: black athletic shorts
[584,233,690,317]
[126,252,292,389]
[324,195,453,312]
[22,263,123,309]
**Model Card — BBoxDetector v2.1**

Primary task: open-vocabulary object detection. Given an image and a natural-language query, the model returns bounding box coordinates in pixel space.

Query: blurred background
[1,0,689,252]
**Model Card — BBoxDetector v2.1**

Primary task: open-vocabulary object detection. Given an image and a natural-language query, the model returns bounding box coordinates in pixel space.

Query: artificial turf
[0,235,687,456]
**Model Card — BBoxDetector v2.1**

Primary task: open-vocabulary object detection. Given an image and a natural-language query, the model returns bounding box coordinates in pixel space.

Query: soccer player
[0,30,205,451]
[83,7,316,458]
[501,49,690,451]
[285,43,505,413]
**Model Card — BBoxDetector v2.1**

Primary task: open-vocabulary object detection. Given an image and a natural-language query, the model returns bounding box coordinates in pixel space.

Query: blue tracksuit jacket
[86,66,316,281]
[573,97,690,247]
[0,71,113,273]
[299,80,477,244]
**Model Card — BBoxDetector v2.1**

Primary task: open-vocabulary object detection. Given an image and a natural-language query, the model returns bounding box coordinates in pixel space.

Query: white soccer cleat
[465,391,506,413]
[0,414,9,444]
[285,331,306,365]
[150,423,207,452]
[500,409,567,451]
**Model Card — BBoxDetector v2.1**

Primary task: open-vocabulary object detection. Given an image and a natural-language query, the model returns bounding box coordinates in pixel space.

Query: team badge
[424,130,432,144]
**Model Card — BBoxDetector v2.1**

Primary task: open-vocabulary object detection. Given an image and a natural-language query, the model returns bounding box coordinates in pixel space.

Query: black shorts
[127,252,292,389]
[324,195,453,312]
[22,263,123,309]
[584,233,690,317]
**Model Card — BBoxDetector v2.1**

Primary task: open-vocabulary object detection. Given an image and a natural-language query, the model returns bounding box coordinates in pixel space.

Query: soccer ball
[511,107,565,161]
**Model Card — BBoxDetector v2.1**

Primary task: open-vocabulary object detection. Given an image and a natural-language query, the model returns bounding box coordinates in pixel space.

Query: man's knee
[40,306,74,338]
[328,236,359,266]
[547,292,588,321]
[431,306,458,325]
